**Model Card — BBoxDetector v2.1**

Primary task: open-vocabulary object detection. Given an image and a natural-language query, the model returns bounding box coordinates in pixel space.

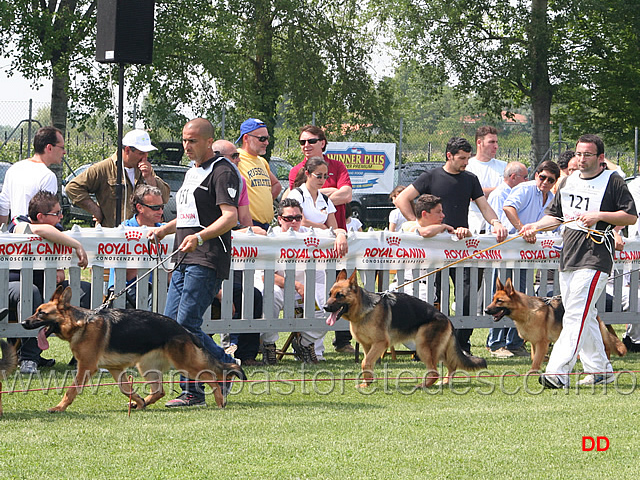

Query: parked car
[349,162,445,228]
[61,163,189,227]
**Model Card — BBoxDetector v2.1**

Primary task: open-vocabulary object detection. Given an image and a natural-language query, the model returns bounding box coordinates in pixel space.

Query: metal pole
[558,123,563,159]
[398,117,403,173]
[221,107,225,139]
[115,63,126,226]
[312,112,316,126]
[27,100,33,158]
[635,127,638,175]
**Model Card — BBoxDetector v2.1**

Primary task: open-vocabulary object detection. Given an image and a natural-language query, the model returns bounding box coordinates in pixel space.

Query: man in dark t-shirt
[395,137,507,354]
[149,119,244,407]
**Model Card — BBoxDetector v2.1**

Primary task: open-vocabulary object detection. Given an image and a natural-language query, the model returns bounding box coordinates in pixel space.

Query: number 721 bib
[560,170,614,231]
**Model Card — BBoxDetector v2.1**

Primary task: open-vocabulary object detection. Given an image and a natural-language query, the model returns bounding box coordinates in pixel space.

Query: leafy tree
[553,0,640,149]
[0,1,98,134]
[373,0,578,163]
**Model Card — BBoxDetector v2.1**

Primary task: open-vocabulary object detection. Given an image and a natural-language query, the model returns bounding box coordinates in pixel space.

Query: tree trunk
[528,0,553,166]
[50,66,69,194]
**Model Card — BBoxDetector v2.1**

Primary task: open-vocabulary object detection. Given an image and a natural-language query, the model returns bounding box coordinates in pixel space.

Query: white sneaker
[577,373,614,386]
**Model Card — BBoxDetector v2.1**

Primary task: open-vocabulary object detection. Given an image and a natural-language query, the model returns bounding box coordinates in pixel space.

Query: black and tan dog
[22,286,245,412]
[485,277,626,372]
[324,269,487,387]
[0,339,18,417]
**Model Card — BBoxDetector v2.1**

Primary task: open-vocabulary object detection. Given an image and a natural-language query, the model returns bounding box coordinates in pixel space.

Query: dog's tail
[0,340,17,376]
[445,331,487,371]
[600,321,627,358]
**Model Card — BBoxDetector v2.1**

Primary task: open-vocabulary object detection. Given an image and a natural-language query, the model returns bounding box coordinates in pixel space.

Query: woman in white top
[288,156,339,230]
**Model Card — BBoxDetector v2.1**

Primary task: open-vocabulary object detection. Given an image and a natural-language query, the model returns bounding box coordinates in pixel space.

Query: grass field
[1,329,638,479]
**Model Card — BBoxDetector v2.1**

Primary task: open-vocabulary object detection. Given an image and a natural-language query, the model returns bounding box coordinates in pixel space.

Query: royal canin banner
[230,230,640,270]
[0,226,174,268]
[2,227,640,271]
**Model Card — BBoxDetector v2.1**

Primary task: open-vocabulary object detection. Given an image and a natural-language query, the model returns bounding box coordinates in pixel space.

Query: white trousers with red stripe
[545,269,613,385]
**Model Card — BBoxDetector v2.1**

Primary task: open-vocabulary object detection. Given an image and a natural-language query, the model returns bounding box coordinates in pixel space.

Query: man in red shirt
[288,125,352,230]
[289,125,355,353]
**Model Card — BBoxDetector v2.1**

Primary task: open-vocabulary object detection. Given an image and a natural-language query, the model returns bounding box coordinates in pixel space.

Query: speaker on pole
[96,0,155,65]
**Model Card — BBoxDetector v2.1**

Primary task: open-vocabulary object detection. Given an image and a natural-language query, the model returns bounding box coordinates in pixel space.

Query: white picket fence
[1,228,639,338]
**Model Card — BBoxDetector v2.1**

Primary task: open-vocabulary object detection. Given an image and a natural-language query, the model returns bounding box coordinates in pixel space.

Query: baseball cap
[236,118,267,144]
[122,129,157,152]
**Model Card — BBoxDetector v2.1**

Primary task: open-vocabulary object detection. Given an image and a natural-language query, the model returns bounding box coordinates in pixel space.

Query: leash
[98,244,183,311]
[392,221,575,292]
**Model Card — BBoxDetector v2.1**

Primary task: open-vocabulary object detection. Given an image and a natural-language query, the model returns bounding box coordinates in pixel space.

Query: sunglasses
[226,152,240,160]
[44,211,63,217]
[140,202,164,211]
[574,152,597,158]
[280,214,303,222]
[311,172,329,180]
[537,174,556,184]
[299,138,321,145]
[247,134,269,143]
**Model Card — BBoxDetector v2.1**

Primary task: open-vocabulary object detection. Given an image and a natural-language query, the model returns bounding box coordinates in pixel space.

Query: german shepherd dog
[0,339,18,417]
[324,270,487,387]
[485,277,627,372]
[22,286,245,412]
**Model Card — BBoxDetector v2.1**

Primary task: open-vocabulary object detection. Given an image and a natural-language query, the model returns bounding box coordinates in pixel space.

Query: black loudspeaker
[96,0,155,64]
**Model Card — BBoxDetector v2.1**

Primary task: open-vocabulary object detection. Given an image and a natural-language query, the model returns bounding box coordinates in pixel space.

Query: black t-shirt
[174,156,240,278]
[412,167,484,228]
[548,170,637,273]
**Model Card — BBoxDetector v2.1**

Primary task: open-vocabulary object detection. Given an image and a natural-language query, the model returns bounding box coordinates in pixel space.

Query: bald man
[149,118,245,407]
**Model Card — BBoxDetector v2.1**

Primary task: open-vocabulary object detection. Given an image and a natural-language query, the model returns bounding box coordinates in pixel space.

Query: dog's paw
[47,406,64,413]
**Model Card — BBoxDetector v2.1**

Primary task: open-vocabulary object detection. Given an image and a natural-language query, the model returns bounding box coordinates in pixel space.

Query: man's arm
[269,169,282,200]
[520,215,563,243]
[323,185,352,207]
[475,195,507,242]
[16,223,88,267]
[138,160,171,202]
[502,206,523,232]
[395,184,419,221]
[178,204,237,253]
[72,198,104,224]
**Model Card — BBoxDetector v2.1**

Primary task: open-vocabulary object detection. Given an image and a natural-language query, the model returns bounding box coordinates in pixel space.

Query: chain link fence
[1,100,638,179]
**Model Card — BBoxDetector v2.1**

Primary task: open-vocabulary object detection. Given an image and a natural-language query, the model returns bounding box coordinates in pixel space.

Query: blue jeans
[164,264,235,396]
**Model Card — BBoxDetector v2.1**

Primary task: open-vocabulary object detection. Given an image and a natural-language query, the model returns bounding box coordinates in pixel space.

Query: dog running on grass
[324,269,487,388]
[22,286,245,413]
[485,277,626,372]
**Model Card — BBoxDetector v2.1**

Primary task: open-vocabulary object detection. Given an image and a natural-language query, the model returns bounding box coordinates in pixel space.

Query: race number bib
[561,170,613,231]
[176,163,214,228]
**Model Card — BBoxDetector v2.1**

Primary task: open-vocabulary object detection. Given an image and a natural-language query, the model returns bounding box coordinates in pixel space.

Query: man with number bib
[521,134,636,388]
[149,118,244,407]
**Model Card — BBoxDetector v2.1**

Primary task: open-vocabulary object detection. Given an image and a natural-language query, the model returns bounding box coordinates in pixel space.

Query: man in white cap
[65,129,170,227]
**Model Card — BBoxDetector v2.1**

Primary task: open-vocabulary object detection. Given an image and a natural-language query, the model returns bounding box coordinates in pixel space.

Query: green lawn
[1,329,638,479]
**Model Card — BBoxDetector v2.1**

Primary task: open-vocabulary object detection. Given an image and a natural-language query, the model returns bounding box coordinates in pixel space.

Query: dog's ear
[495,276,503,291]
[504,278,514,295]
[59,287,73,307]
[50,285,65,302]
[336,269,348,282]
[348,269,359,288]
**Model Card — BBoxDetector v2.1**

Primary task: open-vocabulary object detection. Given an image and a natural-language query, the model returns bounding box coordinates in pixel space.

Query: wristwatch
[196,233,204,246]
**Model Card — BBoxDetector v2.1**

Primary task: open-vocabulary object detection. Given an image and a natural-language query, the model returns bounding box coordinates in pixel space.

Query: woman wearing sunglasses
[287,125,353,230]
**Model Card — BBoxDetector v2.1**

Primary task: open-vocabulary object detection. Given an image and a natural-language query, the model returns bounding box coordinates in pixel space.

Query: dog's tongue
[37,328,50,350]
[326,311,338,326]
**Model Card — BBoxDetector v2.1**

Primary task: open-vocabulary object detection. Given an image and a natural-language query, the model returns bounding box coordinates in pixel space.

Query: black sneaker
[37,356,56,368]
[292,336,318,364]
[538,374,565,389]
[165,392,206,408]
[262,342,277,365]
[623,335,640,353]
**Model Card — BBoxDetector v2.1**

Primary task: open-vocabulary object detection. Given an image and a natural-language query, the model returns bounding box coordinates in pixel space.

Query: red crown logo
[465,238,480,249]
[29,235,40,242]
[124,229,142,241]
[304,237,320,248]
[541,239,555,249]
[386,236,401,246]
